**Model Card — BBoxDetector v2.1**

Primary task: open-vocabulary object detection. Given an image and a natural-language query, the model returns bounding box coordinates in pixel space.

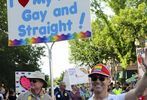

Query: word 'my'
[33,0,51,7]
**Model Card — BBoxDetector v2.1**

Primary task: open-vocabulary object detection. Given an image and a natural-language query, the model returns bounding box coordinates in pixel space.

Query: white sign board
[7,0,91,46]
[137,48,145,78]
[63,68,89,90]
[15,71,32,95]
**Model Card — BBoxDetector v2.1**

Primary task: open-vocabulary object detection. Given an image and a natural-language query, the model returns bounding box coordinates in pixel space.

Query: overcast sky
[40,41,75,78]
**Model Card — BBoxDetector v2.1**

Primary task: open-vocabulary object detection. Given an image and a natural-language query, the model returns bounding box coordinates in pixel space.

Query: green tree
[69,0,147,72]
[69,19,116,68]
[0,0,45,88]
[54,72,64,86]
[109,3,147,69]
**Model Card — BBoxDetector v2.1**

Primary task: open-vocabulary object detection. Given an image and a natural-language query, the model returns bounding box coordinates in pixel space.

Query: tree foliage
[0,0,45,88]
[69,0,147,70]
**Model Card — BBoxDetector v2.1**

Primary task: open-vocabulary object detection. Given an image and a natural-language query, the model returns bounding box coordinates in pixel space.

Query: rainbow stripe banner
[9,31,91,46]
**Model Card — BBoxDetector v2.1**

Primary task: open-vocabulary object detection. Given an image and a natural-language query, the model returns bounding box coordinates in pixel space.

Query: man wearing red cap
[88,48,147,100]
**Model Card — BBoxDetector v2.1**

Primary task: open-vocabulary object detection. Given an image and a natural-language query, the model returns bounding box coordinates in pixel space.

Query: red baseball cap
[88,64,111,77]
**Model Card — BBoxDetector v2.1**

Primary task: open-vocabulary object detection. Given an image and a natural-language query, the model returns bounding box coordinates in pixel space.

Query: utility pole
[45,42,55,99]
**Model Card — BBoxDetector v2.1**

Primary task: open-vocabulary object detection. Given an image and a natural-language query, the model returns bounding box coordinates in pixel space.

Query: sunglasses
[91,75,107,82]
[30,79,42,83]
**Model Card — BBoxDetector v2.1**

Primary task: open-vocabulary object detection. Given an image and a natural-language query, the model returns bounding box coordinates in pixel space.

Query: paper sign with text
[15,71,32,95]
[136,48,145,77]
[7,0,91,46]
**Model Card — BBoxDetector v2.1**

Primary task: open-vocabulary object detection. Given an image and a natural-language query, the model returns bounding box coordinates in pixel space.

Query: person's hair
[71,85,75,88]
[59,81,66,86]
[9,88,15,95]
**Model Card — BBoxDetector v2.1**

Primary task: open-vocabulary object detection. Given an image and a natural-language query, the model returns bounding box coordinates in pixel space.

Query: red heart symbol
[18,0,29,7]
[20,76,31,90]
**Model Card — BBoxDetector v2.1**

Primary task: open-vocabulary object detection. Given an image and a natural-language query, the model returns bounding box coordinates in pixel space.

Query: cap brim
[88,72,110,77]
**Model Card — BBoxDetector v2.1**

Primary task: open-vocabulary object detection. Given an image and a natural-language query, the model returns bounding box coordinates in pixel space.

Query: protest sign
[7,0,91,46]
[15,71,32,95]
[137,48,145,77]
[63,68,89,90]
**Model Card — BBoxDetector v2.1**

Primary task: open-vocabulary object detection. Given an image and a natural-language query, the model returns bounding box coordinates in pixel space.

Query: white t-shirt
[0,94,3,100]
[89,93,126,100]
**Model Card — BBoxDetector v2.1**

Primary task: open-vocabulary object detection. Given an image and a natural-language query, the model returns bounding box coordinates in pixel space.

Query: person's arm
[125,48,147,100]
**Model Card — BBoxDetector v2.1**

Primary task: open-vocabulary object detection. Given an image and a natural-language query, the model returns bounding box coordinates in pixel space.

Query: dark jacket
[55,89,71,100]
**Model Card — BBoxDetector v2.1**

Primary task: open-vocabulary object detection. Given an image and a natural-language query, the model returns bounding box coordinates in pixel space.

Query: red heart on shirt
[18,0,29,7]
[20,76,31,90]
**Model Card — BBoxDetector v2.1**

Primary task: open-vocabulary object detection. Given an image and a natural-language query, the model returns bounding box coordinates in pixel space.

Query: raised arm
[125,47,147,100]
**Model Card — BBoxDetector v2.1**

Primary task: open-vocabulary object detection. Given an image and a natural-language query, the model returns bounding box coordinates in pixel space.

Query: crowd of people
[0,48,147,100]
[53,81,91,100]
[52,47,147,100]
[0,83,16,100]
[1,77,147,100]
